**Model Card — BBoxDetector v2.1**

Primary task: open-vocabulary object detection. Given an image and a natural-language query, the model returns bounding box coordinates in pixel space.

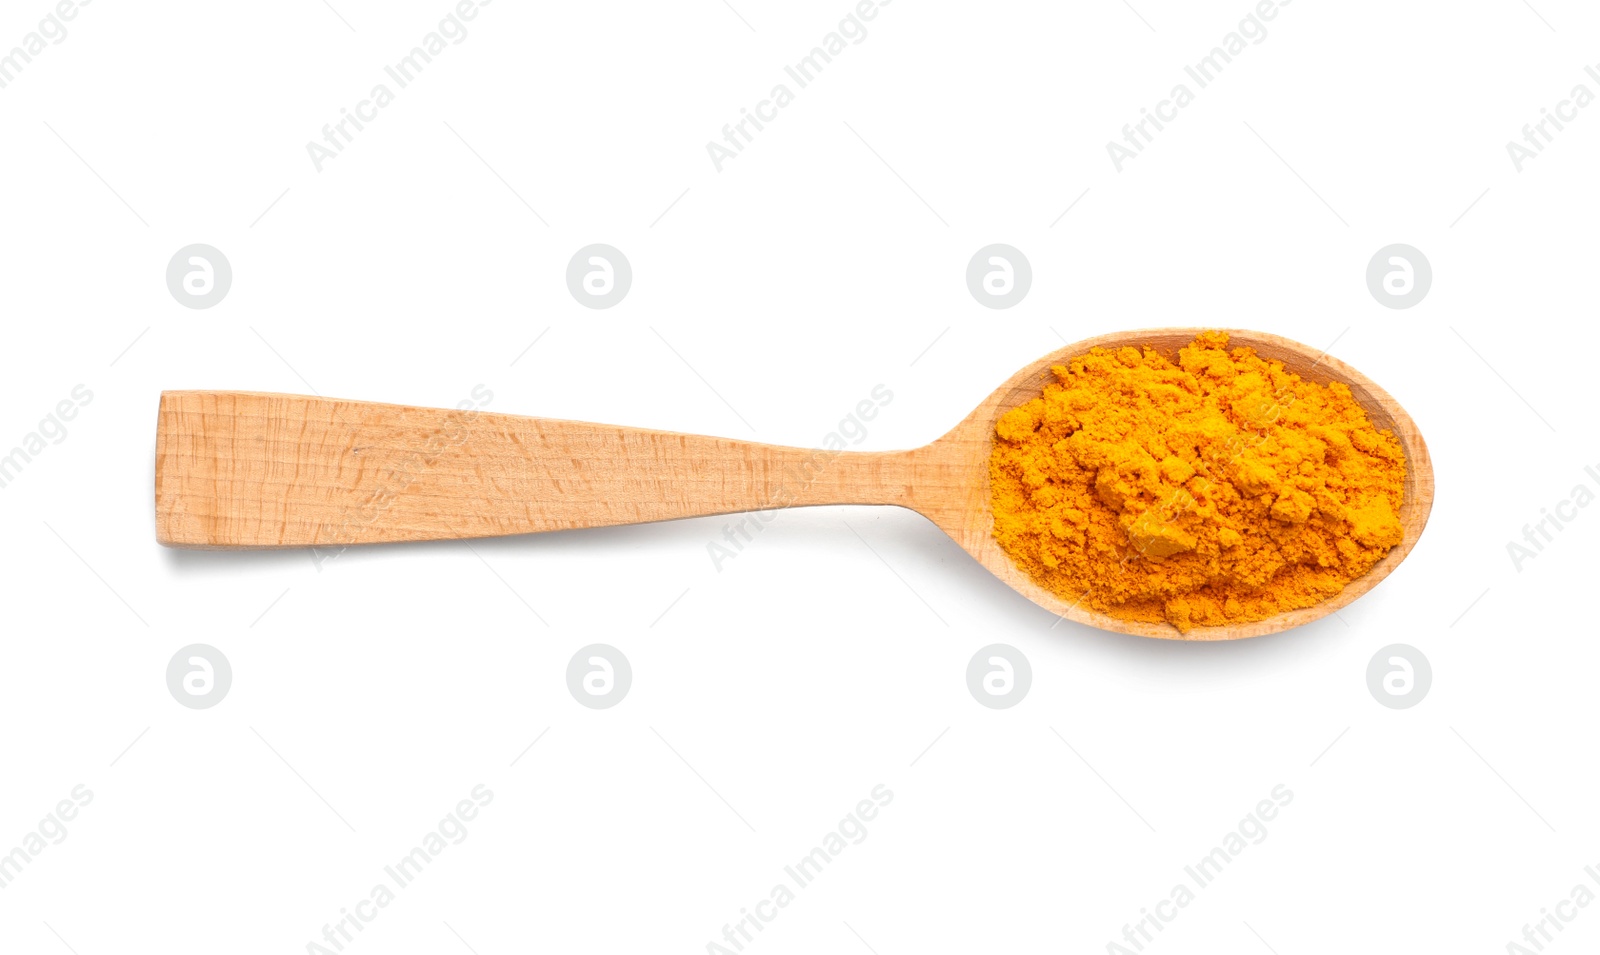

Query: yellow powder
[988,331,1405,632]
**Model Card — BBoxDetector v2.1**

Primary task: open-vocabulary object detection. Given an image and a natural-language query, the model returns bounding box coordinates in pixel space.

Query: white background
[2,0,1597,952]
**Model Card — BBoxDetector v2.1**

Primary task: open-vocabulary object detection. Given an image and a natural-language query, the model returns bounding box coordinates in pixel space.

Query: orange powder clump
[988,332,1405,632]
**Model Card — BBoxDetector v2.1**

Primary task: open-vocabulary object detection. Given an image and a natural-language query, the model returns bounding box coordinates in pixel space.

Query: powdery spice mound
[988,331,1406,632]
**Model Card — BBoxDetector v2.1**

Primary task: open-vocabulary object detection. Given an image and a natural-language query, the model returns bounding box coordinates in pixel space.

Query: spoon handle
[156,391,919,549]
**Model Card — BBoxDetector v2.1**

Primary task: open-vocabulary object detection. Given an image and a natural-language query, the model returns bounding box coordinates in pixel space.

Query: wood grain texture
[155,328,1434,640]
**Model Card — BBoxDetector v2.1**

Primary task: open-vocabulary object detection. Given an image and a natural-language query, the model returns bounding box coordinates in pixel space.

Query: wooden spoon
[156,328,1433,639]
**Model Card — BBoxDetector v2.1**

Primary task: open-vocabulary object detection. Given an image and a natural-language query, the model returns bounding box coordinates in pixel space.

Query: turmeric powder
[988,331,1405,632]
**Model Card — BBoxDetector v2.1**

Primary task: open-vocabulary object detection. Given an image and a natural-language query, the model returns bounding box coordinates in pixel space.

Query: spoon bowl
[912,327,1433,640]
[156,327,1432,639]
